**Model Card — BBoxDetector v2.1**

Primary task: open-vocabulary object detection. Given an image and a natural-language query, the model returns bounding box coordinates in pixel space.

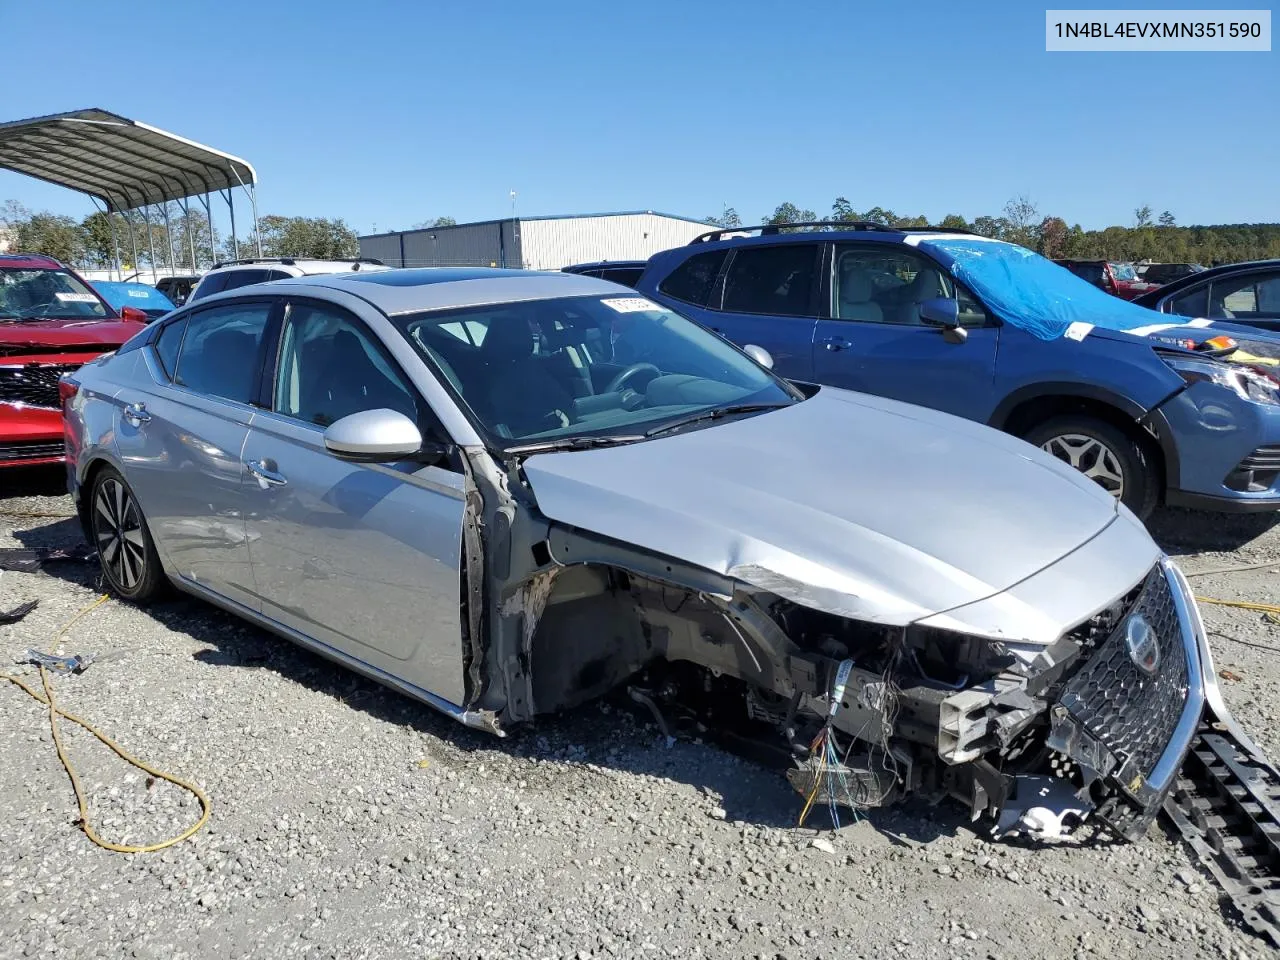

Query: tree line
[0,200,359,271]
[707,197,1280,265]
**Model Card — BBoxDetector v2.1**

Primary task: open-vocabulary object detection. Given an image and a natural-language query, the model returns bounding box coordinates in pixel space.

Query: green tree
[14,213,85,264]
[1038,216,1069,259]
[1002,195,1040,249]
[1134,205,1153,228]
[764,202,817,231]
[831,197,856,222]
[706,207,742,228]
[412,216,457,228]
[1158,210,1176,228]
[939,214,971,230]
[971,215,1007,239]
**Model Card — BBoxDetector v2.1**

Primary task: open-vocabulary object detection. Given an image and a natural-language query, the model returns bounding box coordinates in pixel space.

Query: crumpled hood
[522,387,1132,626]
[0,317,143,351]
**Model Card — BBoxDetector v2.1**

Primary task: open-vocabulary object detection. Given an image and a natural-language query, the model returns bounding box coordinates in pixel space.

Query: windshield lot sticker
[54,293,99,303]
[1064,322,1094,341]
[601,297,661,313]
[126,289,149,298]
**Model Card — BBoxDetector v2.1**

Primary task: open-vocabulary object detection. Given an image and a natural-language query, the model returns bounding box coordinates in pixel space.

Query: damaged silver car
[63,268,1213,840]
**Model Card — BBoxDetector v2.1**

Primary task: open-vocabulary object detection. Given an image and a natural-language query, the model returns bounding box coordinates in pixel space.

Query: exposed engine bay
[457,445,1205,843]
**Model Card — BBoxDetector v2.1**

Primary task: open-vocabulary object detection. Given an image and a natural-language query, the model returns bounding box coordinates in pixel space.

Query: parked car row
[62,263,1216,842]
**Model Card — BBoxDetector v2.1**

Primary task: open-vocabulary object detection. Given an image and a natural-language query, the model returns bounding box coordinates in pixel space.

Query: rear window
[658,250,727,306]
[722,244,819,317]
[1058,261,1105,286]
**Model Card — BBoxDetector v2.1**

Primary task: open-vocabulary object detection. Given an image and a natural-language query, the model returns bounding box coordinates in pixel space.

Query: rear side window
[602,267,643,288]
[190,272,225,301]
[658,250,727,306]
[722,244,819,317]
[220,269,273,292]
[174,302,273,404]
[154,317,187,379]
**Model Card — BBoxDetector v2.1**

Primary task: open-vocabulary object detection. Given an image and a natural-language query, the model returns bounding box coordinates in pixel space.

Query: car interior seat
[836,262,884,322]
[480,315,577,437]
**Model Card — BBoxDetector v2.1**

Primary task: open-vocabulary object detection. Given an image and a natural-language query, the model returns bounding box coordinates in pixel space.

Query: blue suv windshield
[919,238,1166,340]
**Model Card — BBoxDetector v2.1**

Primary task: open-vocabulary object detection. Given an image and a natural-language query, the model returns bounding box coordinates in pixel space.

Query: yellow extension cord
[1,595,210,853]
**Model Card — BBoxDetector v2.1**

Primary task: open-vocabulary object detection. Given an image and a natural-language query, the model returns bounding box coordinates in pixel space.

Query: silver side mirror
[743,344,774,369]
[323,409,426,462]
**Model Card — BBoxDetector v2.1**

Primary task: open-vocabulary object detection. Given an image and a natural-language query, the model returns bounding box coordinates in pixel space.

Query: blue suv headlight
[1161,354,1280,406]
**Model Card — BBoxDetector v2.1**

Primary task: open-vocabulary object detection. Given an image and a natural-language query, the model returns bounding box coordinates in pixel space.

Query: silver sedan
[62,268,1212,839]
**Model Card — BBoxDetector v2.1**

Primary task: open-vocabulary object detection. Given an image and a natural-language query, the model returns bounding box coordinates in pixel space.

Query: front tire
[89,466,165,602]
[1022,415,1158,519]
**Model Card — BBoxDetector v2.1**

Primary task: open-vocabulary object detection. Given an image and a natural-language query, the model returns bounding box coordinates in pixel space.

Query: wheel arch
[989,385,1175,496]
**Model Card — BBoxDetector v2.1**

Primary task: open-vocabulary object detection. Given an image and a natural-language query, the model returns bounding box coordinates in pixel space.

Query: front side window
[273,301,419,427]
[832,245,988,326]
[393,294,797,444]
[1110,263,1137,281]
[722,245,818,317]
[173,302,272,403]
[658,250,727,306]
[0,268,110,320]
[1166,285,1208,318]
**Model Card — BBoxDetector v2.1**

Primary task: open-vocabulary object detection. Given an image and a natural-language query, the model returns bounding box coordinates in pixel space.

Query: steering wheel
[605,362,660,395]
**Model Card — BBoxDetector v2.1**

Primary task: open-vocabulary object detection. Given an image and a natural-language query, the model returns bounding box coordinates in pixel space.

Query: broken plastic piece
[992,775,1092,840]
[21,649,97,675]
[0,600,38,624]
[0,544,97,573]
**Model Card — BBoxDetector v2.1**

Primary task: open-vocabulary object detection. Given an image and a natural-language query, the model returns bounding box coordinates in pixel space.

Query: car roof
[0,253,63,269]
[247,267,625,315]
[1132,258,1280,306]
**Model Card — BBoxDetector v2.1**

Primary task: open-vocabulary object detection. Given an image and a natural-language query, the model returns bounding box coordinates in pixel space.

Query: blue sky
[1,1,1276,233]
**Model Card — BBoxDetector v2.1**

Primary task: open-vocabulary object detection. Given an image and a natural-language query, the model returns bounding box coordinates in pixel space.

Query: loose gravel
[3,468,1279,960]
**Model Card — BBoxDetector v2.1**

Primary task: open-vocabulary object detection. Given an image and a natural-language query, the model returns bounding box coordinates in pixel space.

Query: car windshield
[923,239,1166,340]
[0,267,111,321]
[1110,263,1138,281]
[93,282,175,319]
[393,294,798,447]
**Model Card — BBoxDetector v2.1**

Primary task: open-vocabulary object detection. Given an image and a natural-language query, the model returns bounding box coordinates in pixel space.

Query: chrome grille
[0,440,64,462]
[1059,567,1189,783]
[0,363,77,409]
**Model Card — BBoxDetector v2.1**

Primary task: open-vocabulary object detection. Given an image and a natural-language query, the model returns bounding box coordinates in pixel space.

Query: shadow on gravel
[1148,505,1279,555]
[9,516,976,840]
[0,465,66,500]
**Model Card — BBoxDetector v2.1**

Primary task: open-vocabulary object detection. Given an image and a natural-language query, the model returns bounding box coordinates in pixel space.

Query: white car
[187,257,390,303]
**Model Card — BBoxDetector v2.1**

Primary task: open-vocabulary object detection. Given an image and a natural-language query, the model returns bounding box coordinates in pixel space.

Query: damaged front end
[455,445,1205,843]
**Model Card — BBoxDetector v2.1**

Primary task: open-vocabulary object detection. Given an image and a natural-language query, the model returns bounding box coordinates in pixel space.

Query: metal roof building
[358,211,716,271]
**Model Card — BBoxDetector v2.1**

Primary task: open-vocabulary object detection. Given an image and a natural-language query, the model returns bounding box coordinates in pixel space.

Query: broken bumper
[1020,557,1206,839]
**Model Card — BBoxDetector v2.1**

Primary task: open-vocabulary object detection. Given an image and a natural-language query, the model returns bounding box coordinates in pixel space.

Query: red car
[1052,259,1158,301]
[1,254,147,468]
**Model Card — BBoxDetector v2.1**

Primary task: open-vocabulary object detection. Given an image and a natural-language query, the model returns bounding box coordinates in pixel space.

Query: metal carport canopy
[0,107,257,212]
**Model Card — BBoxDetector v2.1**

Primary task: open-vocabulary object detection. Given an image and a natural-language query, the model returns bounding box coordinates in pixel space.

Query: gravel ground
[2,467,1279,960]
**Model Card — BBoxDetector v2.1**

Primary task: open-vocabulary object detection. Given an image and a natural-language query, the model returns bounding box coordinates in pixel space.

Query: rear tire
[89,466,165,602]
[1021,415,1158,520]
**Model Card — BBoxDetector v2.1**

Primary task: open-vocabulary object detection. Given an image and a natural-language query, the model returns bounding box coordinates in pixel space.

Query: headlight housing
[1161,353,1280,406]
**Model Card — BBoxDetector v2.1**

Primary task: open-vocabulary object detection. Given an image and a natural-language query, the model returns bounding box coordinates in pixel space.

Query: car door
[811,243,1001,421]
[240,296,469,706]
[709,242,823,379]
[112,298,276,609]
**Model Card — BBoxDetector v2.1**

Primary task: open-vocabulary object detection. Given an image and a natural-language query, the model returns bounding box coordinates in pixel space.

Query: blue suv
[637,223,1280,518]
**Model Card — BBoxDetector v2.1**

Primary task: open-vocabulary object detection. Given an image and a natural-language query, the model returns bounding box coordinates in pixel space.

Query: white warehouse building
[358,211,717,271]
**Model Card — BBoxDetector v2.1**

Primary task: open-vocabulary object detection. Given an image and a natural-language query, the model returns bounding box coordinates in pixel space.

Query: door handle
[245,458,288,488]
[822,335,852,352]
[122,401,151,425]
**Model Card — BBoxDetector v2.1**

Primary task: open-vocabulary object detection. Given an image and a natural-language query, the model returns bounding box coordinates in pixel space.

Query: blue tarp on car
[917,238,1166,341]
[93,281,175,320]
